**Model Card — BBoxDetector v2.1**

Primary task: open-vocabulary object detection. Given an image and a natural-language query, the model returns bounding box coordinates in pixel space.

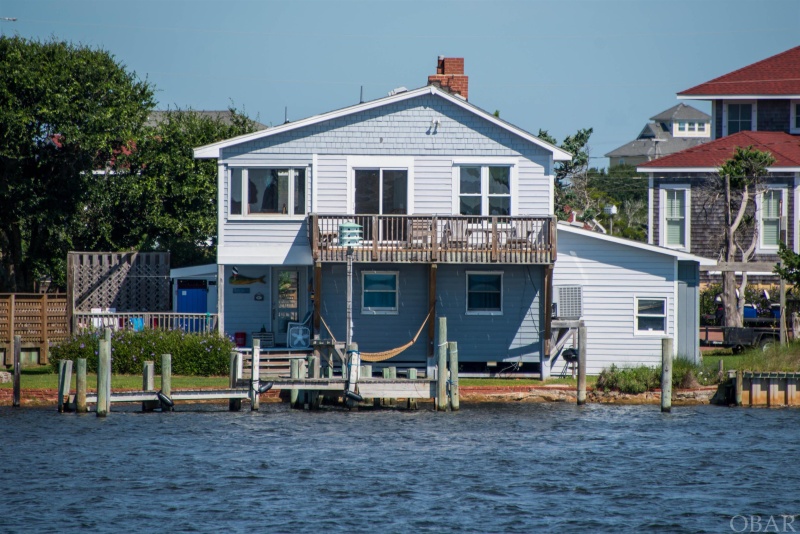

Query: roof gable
[650,103,710,122]
[194,86,571,160]
[557,223,715,265]
[637,131,800,171]
[679,46,800,97]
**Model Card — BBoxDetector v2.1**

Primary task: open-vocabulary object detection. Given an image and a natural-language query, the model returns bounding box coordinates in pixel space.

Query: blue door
[177,283,208,332]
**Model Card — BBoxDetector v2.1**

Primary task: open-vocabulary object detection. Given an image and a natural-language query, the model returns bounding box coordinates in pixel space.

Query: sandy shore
[0,385,720,407]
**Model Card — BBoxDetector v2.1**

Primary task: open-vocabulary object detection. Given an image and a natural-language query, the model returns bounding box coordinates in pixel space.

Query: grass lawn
[0,367,229,391]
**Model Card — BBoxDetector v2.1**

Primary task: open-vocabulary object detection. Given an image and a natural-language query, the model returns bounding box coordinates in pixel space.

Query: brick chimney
[427,56,468,100]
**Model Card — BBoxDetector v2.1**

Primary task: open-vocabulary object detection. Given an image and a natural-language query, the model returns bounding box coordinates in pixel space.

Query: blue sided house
[194,57,573,376]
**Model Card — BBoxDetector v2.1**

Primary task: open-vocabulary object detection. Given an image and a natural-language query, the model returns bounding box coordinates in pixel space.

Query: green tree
[586,164,648,240]
[714,146,776,327]
[86,108,262,268]
[538,128,593,219]
[0,36,155,291]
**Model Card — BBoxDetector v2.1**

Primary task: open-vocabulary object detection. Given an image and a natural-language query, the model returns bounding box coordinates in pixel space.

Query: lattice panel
[70,252,170,312]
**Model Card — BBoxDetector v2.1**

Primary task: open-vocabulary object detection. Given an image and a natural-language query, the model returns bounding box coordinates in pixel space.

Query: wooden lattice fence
[1,293,69,364]
[67,252,171,327]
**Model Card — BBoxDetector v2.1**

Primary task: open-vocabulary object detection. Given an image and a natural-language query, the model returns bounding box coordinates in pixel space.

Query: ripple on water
[1,403,798,532]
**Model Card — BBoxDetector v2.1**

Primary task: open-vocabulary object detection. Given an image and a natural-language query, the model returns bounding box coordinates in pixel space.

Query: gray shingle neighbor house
[606,103,711,167]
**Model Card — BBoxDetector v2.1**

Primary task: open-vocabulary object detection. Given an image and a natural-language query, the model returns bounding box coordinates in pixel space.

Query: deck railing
[73,312,218,334]
[310,214,555,264]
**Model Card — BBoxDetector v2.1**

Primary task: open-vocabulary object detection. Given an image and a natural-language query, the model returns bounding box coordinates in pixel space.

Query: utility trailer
[700,325,781,354]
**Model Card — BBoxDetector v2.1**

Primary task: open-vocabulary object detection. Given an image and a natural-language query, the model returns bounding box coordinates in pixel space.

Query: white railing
[73,312,218,334]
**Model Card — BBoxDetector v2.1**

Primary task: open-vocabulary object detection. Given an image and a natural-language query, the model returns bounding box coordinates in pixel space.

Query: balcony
[310,214,555,264]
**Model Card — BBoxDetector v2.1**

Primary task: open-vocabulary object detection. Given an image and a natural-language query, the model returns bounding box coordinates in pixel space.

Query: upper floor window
[458,166,511,216]
[678,122,686,132]
[661,186,689,250]
[229,167,306,217]
[759,188,784,250]
[688,122,696,132]
[727,103,753,135]
[792,101,800,134]
[697,122,706,132]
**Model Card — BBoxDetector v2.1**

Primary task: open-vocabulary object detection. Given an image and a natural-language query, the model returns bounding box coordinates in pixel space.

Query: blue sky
[3,0,798,167]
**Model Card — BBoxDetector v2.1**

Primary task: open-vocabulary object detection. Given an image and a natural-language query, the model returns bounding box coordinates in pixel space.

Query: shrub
[49,329,235,376]
[597,359,721,394]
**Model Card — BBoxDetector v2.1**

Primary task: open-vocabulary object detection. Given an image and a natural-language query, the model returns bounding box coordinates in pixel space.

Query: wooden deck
[311,214,555,264]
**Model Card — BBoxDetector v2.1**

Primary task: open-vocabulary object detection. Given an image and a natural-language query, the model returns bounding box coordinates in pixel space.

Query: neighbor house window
[362,272,398,314]
[697,122,706,132]
[661,186,689,249]
[760,188,784,249]
[688,122,696,132]
[727,103,753,135]
[635,297,666,334]
[678,122,686,132]
[792,101,800,134]
[228,167,306,216]
[466,272,503,314]
[458,166,511,216]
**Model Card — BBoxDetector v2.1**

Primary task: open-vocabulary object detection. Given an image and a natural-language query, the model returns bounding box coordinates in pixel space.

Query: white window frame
[723,100,757,136]
[634,296,667,336]
[756,186,786,253]
[659,184,691,251]
[347,156,414,215]
[678,121,686,132]
[227,165,309,220]
[791,100,800,135]
[465,271,503,316]
[361,271,399,315]
[451,159,517,216]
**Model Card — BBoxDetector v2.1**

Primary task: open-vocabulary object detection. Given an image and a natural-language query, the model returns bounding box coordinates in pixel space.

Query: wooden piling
[12,335,21,408]
[76,358,87,413]
[437,317,448,411]
[661,337,673,413]
[290,358,299,407]
[161,353,172,411]
[576,325,587,406]
[388,366,397,405]
[406,368,418,410]
[309,355,321,409]
[57,359,73,413]
[735,369,743,407]
[97,335,110,417]
[142,361,157,412]
[251,339,261,411]
[448,341,459,411]
[229,352,242,411]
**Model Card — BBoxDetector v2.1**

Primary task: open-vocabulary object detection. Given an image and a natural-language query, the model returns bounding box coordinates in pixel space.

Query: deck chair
[287,311,313,348]
[407,219,432,248]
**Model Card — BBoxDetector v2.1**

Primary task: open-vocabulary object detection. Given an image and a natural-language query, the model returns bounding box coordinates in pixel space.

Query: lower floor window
[636,297,666,334]
[362,272,398,314]
[467,272,503,314]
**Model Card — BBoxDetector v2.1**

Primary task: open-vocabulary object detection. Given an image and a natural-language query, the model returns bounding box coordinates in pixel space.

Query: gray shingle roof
[604,136,709,158]
[649,103,710,122]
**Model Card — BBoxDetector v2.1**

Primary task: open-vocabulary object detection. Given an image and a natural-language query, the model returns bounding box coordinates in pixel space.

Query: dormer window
[726,103,754,135]
[678,122,686,132]
[792,101,800,134]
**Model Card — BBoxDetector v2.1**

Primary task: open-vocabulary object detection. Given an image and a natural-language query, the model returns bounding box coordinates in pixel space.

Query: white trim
[648,175,654,244]
[673,261,678,352]
[633,296,668,337]
[347,156,414,215]
[465,271,504,315]
[311,154,318,213]
[722,100,757,137]
[638,166,800,174]
[194,85,573,161]
[755,185,787,254]
[659,183,691,252]
[361,271,399,315]
[217,163,225,248]
[679,94,800,101]
[791,100,800,135]
[557,223,716,265]
[794,174,799,254]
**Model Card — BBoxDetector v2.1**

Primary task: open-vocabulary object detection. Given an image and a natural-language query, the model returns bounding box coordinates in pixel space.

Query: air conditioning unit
[553,286,583,319]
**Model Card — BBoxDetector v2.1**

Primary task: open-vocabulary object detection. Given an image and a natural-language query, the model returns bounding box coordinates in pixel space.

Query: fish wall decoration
[229,274,266,285]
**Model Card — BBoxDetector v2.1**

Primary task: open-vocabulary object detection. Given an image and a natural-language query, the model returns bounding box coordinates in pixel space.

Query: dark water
[1,402,799,533]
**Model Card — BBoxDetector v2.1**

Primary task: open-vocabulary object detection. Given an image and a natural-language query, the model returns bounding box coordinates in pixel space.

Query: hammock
[319,308,433,362]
